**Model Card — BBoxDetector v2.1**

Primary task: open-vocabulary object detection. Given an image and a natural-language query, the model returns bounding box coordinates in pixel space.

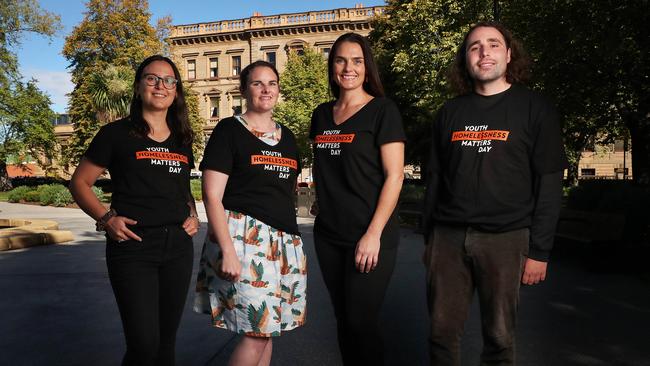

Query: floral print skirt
[194,210,307,337]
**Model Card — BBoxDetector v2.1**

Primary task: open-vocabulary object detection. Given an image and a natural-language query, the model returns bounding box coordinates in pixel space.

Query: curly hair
[448,22,531,96]
[129,55,194,147]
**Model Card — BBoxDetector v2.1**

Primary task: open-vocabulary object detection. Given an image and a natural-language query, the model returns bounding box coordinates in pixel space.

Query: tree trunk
[625,113,650,185]
[564,149,581,187]
[0,162,13,191]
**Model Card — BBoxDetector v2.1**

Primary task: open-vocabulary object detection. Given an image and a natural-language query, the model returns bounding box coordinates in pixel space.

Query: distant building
[168,4,384,138]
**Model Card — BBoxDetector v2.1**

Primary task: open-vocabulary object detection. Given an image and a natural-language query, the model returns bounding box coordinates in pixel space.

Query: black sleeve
[189,149,195,170]
[199,119,234,175]
[309,104,322,140]
[375,98,406,146]
[84,125,115,168]
[531,100,568,174]
[529,170,564,261]
[422,108,443,241]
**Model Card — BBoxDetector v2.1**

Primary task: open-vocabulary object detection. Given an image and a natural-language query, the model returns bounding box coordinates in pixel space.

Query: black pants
[314,232,397,366]
[425,225,529,366]
[106,225,194,366]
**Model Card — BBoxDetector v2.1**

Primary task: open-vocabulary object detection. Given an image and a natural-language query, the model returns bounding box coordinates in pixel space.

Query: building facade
[168,4,384,136]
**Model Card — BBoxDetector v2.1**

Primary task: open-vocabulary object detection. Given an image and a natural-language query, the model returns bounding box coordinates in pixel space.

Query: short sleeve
[84,124,115,167]
[531,101,568,174]
[309,103,325,140]
[188,149,196,170]
[375,98,406,146]
[199,119,234,175]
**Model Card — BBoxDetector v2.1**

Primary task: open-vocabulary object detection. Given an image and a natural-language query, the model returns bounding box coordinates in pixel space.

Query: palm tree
[87,65,133,123]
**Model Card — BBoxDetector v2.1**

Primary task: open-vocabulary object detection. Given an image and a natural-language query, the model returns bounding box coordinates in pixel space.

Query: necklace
[236,115,281,143]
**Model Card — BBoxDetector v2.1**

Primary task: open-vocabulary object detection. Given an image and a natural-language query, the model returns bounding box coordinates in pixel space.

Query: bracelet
[96,208,117,232]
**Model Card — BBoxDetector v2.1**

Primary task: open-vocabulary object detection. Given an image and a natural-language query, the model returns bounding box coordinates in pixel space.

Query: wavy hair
[448,22,531,96]
[327,32,384,99]
[129,55,193,147]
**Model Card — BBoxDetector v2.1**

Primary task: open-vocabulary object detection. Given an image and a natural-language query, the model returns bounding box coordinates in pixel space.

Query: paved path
[1,202,649,365]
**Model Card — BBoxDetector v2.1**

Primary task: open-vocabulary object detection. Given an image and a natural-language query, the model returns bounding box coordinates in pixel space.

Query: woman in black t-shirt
[69,55,199,366]
[309,33,406,365]
[194,61,306,365]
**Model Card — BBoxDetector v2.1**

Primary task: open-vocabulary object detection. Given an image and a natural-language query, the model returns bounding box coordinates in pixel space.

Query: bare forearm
[366,172,404,236]
[204,198,235,253]
[69,179,107,221]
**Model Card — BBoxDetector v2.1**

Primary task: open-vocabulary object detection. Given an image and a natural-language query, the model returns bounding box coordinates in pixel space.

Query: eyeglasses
[143,74,178,89]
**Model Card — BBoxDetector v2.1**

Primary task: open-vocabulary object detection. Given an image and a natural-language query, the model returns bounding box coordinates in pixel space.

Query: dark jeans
[106,225,194,366]
[314,232,397,366]
[425,225,529,366]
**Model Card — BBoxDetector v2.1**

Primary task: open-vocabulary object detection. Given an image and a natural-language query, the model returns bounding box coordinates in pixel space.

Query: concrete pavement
[1,202,649,365]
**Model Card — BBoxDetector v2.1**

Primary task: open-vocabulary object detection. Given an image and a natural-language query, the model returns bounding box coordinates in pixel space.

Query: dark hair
[327,32,384,99]
[129,55,193,146]
[239,60,280,96]
[448,22,531,96]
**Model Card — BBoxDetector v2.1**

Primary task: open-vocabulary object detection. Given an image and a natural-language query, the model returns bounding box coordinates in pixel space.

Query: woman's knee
[241,336,271,353]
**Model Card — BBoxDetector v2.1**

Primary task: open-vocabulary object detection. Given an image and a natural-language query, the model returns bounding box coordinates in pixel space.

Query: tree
[0,0,61,189]
[62,0,167,168]
[501,0,649,184]
[369,0,493,168]
[184,88,206,161]
[0,81,56,189]
[273,47,330,166]
[87,65,134,123]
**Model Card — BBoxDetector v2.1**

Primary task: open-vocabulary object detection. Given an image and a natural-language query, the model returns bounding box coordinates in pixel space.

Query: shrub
[38,184,74,207]
[190,179,202,201]
[24,190,41,202]
[91,186,108,202]
[566,181,650,244]
[7,186,33,202]
[400,183,425,202]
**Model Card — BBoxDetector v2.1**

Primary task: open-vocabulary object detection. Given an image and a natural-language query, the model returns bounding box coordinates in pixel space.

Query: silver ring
[117,239,125,243]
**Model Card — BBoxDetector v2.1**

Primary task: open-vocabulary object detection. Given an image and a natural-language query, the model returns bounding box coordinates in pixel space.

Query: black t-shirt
[84,118,195,227]
[427,84,568,232]
[200,117,301,235]
[309,97,406,248]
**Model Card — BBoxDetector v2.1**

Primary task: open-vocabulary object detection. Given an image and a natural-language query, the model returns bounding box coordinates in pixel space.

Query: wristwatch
[96,208,117,232]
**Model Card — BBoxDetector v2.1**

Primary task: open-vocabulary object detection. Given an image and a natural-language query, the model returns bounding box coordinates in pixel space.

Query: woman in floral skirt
[194,60,306,366]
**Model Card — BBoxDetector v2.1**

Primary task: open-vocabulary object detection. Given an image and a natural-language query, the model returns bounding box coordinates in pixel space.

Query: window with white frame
[187,59,196,80]
[209,58,218,78]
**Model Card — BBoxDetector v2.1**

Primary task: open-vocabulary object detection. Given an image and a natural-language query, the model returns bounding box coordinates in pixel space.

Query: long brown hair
[448,22,531,96]
[327,32,384,99]
[129,55,194,146]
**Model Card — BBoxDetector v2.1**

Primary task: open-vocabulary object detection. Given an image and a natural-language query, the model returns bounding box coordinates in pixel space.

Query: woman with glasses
[69,55,198,366]
[194,60,306,366]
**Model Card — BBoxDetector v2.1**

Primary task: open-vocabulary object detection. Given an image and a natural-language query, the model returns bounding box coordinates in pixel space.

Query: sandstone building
[168,4,384,137]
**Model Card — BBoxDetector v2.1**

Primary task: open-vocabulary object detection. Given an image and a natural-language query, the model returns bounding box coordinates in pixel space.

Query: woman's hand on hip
[182,215,200,237]
[355,232,381,273]
[105,216,142,242]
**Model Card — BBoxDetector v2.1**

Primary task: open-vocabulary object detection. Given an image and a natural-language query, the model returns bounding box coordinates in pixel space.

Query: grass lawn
[0,191,9,202]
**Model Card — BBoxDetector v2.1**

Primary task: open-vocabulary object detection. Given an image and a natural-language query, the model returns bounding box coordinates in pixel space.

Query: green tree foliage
[184,88,206,161]
[273,48,330,166]
[0,81,56,189]
[370,0,493,166]
[0,0,61,91]
[62,0,167,167]
[0,0,61,189]
[501,1,649,184]
[87,65,134,123]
